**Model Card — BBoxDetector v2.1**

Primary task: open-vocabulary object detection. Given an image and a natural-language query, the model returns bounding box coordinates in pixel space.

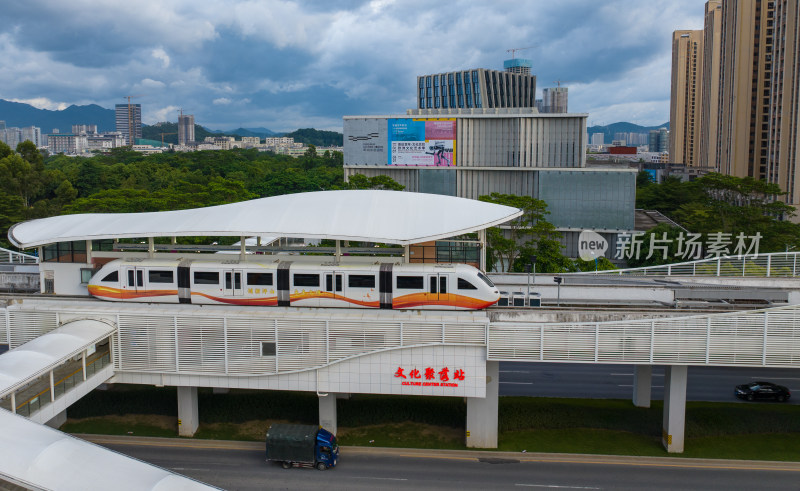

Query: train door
[324,272,344,305]
[122,267,144,298]
[428,274,449,306]
[223,269,243,296]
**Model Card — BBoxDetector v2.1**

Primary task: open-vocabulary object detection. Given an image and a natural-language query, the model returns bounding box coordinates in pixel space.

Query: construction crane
[506,46,536,59]
[123,95,144,145]
[553,80,574,88]
[159,132,177,148]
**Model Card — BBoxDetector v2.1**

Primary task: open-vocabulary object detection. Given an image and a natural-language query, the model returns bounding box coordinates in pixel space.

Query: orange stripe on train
[392,292,496,310]
[88,285,178,299]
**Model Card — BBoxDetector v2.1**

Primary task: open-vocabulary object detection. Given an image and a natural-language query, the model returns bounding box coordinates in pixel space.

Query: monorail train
[87,258,500,310]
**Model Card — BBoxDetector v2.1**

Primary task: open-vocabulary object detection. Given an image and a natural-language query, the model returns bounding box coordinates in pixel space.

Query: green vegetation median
[60,385,800,460]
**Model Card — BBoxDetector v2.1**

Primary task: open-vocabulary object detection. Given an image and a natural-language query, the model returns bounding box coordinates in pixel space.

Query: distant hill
[142,122,233,144]
[587,121,670,144]
[0,99,115,133]
[284,128,343,147]
[216,127,278,139]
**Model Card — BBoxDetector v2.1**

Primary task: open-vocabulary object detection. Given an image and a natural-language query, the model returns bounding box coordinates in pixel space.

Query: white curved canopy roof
[9,190,522,248]
[0,410,217,490]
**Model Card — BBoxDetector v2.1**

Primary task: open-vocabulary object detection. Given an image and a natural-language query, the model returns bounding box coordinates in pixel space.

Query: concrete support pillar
[466,360,499,448]
[45,410,67,429]
[632,365,652,408]
[319,393,338,435]
[662,365,688,453]
[148,237,155,258]
[177,386,199,437]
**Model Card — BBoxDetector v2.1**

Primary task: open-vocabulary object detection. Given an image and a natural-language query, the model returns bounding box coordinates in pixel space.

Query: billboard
[388,118,456,166]
[344,118,388,165]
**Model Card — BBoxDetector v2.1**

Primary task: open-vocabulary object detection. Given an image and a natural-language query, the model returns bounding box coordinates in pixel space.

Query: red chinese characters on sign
[394,366,465,387]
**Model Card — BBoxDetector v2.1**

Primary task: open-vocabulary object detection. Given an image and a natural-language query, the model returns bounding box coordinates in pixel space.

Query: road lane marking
[501,382,534,385]
[618,385,663,388]
[501,370,532,373]
[750,377,800,380]
[397,453,800,472]
[515,484,600,489]
[610,373,663,377]
[352,477,408,481]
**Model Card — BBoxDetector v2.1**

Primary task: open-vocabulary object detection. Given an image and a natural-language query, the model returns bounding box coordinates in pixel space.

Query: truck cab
[315,427,339,469]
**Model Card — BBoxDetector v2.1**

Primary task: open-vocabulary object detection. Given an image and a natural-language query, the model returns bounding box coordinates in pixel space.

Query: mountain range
[587,121,670,143]
[1,98,663,145]
[0,99,277,137]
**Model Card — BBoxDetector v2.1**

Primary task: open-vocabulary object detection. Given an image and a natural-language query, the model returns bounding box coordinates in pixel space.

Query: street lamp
[526,255,537,307]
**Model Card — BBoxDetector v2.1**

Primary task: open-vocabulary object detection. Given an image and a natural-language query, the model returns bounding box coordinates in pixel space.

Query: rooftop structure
[8,190,521,249]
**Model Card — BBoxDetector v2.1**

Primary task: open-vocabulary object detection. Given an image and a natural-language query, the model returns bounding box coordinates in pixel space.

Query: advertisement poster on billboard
[388,118,456,166]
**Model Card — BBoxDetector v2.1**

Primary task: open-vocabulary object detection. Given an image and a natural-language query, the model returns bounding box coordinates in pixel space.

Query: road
[499,362,800,404]
[81,435,800,490]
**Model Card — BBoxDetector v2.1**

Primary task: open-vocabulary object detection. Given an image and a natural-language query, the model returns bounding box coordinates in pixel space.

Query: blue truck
[265,424,339,470]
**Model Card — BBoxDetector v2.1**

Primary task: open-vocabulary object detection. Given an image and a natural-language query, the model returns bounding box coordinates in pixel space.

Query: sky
[0,0,706,132]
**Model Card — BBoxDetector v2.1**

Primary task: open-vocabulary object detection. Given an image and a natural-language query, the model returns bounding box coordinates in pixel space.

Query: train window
[477,272,495,287]
[149,270,174,283]
[458,278,477,290]
[247,272,273,286]
[349,275,376,288]
[261,341,276,357]
[294,273,320,287]
[397,276,423,289]
[101,271,119,282]
[194,271,220,285]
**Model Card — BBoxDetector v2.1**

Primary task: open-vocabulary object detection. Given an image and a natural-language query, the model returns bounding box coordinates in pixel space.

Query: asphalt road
[499,362,800,404]
[81,435,800,491]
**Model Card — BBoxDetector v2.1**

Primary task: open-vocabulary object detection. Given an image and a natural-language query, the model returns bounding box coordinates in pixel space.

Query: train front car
[391,263,500,310]
[88,258,182,303]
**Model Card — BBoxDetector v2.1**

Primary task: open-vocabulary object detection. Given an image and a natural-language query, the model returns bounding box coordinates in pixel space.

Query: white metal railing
[0,248,38,265]
[6,302,800,374]
[112,312,487,376]
[488,304,800,367]
[569,251,800,278]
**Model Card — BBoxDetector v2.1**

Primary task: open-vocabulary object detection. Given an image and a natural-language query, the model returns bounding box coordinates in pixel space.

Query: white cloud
[147,104,181,124]
[213,97,232,105]
[151,48,170,68]
[8,97,68,110]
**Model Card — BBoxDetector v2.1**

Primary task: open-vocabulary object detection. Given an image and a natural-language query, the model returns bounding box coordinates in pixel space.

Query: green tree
[343,174,405,191]
[478,193,561,272]
[0,153,43,207]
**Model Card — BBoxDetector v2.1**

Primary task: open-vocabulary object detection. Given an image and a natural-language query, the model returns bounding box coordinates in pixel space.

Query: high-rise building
[591,133,604,145]
[543,87,568,113]
[72,124,98,135]
[416,68,536,110]
[713,0,800,207]
[178,113,195,146]
[115,103,142,145]
[503,58,532,75]
[698,0,722,171]
[669,30,703,167]
[649,128,669,153]
[21,126,42,147]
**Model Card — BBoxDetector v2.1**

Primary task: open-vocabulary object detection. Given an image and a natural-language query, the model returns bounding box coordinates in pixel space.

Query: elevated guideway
[3,295,800,454]
[489,251,800,307]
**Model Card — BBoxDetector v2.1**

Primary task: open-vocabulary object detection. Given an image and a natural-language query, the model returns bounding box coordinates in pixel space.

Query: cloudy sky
[0,0,705,132]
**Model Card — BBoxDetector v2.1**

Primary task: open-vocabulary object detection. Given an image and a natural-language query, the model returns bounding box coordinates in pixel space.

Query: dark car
[735,381,791,402]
